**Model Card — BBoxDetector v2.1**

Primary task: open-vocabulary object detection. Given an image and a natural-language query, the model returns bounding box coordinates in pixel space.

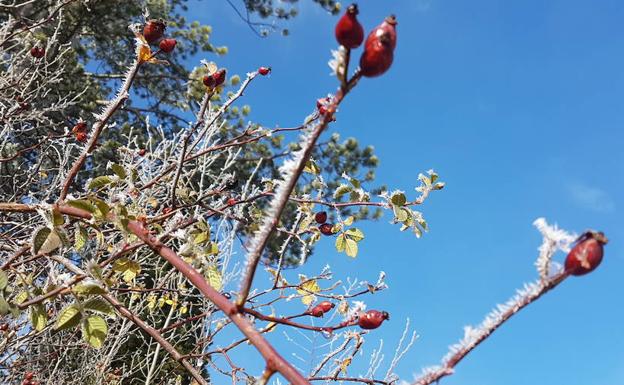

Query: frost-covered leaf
[335,233,346,252]
[31,227,51,254]
[110,163,127,179]
[0,270,7,291]
[51,209,64,226]
[205,264,222,291]
[334,184,352,200]
[88,176,114,190]
[13,291,28,305]
[74,225,89,251]
[81,315,107,349]
[391,192,407,206]
[66,199,97,213]
[345,228,365,242]
[0,294,9,316]
[303,159,320,175]
[55,304,82,331]
[297,276,320,305]
[73,283,106,295]
[344,238,358,258]
[112,259,141,283]
[343,216,354,226]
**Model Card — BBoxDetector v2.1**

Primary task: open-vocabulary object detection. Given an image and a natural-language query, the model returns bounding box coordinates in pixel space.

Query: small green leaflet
[81,315,108,349]
[55,304,82,331]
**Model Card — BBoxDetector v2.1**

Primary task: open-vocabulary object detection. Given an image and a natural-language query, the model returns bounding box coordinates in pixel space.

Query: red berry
[143,19,166,44]
[138,148,146,156]
[0,323,8,331]
[203,75,216,88]
[75,132,88,143]
[314,211,328,224]
[30,47,45,59]
[358,310,389,330]
[359,15,397,78]
[227,198,237,206]
[24,373,34,380]
[564,231,608,276]
[319,223,335,236]
[309,301,335,317]
[71,122,87,134]
[213,69,227,87]
[335,4,364,49]
[258,67,271,76]
[159,38,177,53]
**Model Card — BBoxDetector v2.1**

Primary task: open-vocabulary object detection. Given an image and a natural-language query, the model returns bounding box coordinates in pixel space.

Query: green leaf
[349,177,361,189]
[344,238,358,258]
[74,225,89,251]
[112,259,141,283]
[72,283,106,295]
[303,159,320,175]
[391,192,407,206]
[83,298,115,316]
[193,232,209,245]
[0,294,9,316]
[51,209,65,226]
[334,184,352,200]
[343,216,354,226]
[12,291,28,305]
[55,304,82,331]
[393,206,410,223]
[30,303,47,331]
[66,199,97,213]
[335,233,346,252]
[110,164,127,179]
[205,264,222,291]
[31,227,51,254]
[88,175,114,190]
[345,228,365,242]
[92,199,110,219]
[81,315,108,349]
[0,270,7,291]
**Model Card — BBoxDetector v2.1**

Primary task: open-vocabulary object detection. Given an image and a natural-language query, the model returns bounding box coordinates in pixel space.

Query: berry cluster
[143,19,177,53]
[314,211,336,236]
[71,122,88,143]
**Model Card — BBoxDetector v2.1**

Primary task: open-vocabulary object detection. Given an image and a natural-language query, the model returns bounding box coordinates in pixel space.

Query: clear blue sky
[187,1,623,384]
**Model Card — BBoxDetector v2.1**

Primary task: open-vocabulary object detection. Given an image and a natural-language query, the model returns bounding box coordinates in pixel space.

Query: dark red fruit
[309,301,335,317]
[319,223,335,236]
[359,15,397,78]
[358,310,389,330]
[203,75,216,88]
[335,3,364,49]
[30,47,45,59]
[138,148,146,156]
[564,231,608,276]
[0,323,8,331]
[75,132,88,143]
[24,373,34,380]
[159,38,177,53]
[258,66,271,76]
[315,211,328,224]
[213,69,227,87]
[227,198,237,206]
[143,19,166,44]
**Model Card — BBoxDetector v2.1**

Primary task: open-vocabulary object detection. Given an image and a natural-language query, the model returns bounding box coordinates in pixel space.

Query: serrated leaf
[30,303,47,331]
[205,264,222,291]
[110,164,127,179]
[112,259,141,283]
[66,199,97,213]
[343,216,354,226]
[74,225,89,251]
[38,229,62,255]
[344,238,358,258]
[345,228,365,242]
[88,176,114,190]
[81,315,107,349]
[31,227,51,254]
[55,304,82,331]
[395,207,410,223]
[12,291,28,305]
[297,276,320,306]
[83,298,115,316]
[0,270,7,291]
[92,198,110,220]
[335,234,346,252]
[73,283,106,295]
[51,209,64,226]
[391,192,407,206]
[334,184,352,200]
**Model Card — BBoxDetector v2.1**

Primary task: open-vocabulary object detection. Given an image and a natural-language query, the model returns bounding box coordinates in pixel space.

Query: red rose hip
[319,223,335,236]
[30,47,45,58]
[335,4,364,49]
[314,211,328,224]
[143,19,166,44]
[258,66,271,76]
[309,301,335,317]
[159,38,177,53]
[564,231,608,276]
[359,15,398,78]
[358,310,389,330]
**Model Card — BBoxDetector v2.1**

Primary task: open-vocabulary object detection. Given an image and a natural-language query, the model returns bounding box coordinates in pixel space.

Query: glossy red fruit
[0,323,8,331]
[203,74,216,88]
[30,47,45,58]
[359,15,397,78]
[315,211,328,224]
[258,66,271,76]
[75,132,88,143]
[564,231,608,276]
[335,3,364,49]
[358,310,389,330]
[319,223,335,236]
[138,148,146,156]
[143,19,166,44]
[159,38,177,53]
[24,373,34,380]
[213,68,227,87]
[309,301,335,317]
[227,198,237,206]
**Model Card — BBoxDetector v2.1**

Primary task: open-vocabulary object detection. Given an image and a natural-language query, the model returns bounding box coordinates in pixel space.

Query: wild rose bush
[0,3,607,385]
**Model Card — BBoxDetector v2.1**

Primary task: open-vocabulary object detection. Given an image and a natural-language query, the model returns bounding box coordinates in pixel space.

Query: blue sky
[187,1,623,384]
